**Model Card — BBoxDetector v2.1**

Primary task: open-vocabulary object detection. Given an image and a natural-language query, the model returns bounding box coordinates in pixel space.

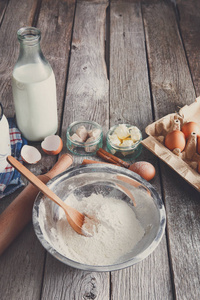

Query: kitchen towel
[0,118,27,199]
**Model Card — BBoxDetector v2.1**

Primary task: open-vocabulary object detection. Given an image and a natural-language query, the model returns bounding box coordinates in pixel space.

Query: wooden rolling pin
[0,153,73,256]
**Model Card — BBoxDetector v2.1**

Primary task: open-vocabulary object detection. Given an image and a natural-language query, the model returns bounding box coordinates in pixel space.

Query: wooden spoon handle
[7,156,68,209]
[0,154,73,256]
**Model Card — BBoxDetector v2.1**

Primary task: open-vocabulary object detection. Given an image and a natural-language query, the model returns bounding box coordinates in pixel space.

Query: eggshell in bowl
[129,161,156,181]
[21,145,41,164]
[41,135,63,155]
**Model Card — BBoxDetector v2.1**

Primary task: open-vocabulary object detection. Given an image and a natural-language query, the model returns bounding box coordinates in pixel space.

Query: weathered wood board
[109,1,152,131]
[38,0,76,129]
[109,1,172,299]
[0,0,200,299]
[41,1,110,299]
[0,0,75,300]
[0,0,36,116]
[177,0,200,95]
[0,1,45,300]
[143,0,195,119]
[143,1,200,299]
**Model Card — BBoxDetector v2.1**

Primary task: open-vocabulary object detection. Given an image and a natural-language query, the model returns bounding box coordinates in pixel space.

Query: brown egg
[197,136,200,155]
[181,121,200,139]
[129,161,156,181]
[165,130,186,152]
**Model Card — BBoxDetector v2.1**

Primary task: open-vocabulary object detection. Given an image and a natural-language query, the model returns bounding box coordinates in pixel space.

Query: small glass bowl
[106,124,142,160]
[66,121,103,155]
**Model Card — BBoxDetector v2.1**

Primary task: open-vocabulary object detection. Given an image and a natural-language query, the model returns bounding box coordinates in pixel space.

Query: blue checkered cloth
[0,118,27,199]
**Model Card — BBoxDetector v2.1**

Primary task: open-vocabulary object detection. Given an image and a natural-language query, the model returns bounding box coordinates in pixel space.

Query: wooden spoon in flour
[7,155,94,237]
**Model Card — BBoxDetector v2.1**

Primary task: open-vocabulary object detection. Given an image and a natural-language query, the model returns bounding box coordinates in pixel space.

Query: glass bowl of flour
[32,164,166,272]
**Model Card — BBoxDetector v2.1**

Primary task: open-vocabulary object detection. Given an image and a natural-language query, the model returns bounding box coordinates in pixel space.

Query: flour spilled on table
[40,193,145,266]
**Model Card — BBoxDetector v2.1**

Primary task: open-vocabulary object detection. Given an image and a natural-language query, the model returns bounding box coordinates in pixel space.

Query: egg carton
[142,97,200,192]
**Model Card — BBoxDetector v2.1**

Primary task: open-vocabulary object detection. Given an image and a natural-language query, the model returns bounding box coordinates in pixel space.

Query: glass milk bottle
[12,27,58,141]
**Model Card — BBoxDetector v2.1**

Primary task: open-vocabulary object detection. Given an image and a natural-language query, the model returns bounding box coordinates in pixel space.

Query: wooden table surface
[0,0,200,299]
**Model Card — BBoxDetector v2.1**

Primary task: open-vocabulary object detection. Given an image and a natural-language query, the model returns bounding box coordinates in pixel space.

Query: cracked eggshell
[21,145,41,164]
[41,135,63,155]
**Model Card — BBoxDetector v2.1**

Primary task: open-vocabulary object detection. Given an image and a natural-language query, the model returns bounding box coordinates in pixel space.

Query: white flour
[41,193,145,266]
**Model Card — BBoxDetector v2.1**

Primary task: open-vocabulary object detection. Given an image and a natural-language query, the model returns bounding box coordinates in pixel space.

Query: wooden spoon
[0,153,73,256]
[7,155,93,237]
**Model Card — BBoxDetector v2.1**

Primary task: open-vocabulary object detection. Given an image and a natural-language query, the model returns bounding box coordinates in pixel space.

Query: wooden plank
[143,0,195,119]
[42,255,109,299]
[41,1,110,299]
[0,0,75,177]
[0,0,75,170]
[177,0,200,95]
[160,162,200,300]
[37,0,76,128]
[0,1,46,300]
[0,0,8,25]
[0,0,39,116]
[109,2,173,299]
[61,0,109,140]
[27,0,76,175]
[142,1,200,299]
[0,224,45,300]
[0,1,75,300]
[109,1,152,130]
[111,239,172,300]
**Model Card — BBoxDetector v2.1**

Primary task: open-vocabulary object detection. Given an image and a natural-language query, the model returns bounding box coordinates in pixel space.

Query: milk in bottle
[12,27,58,141]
